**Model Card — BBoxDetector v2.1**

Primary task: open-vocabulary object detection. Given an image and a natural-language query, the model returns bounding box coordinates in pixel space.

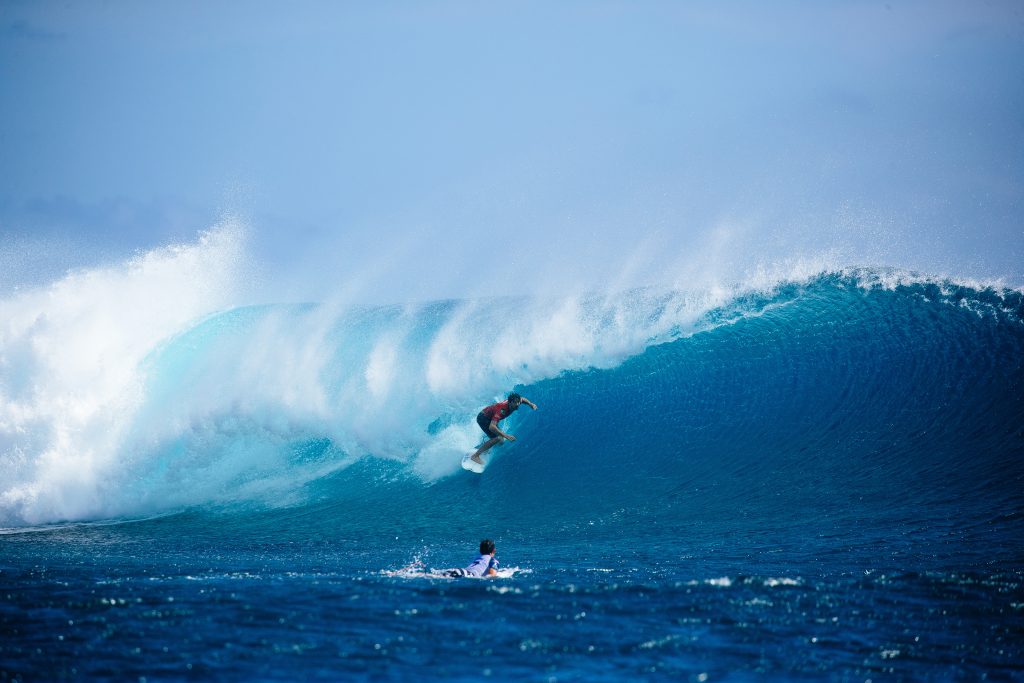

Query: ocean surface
[2,252,1023,680]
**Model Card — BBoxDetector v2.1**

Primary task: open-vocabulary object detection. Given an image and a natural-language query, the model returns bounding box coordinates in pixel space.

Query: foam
[0,222,247,525]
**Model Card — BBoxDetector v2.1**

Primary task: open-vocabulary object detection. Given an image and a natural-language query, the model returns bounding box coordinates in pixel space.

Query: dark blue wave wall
[283,276,1023,568]
[522,278,1021,505]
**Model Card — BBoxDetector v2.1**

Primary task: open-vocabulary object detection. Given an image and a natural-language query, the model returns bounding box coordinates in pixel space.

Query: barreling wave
[1,231,1022,537]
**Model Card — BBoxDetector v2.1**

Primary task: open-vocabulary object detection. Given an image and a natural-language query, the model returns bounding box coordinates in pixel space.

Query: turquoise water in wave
[2,271,1023,680]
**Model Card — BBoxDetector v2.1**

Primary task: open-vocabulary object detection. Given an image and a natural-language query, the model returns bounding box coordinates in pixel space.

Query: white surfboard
[461,453,485,474]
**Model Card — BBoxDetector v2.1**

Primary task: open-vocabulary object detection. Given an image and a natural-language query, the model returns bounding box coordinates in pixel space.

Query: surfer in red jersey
[469,392,538,465]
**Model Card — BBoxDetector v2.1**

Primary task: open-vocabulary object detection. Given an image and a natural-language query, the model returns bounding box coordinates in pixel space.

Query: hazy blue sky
[2,0,1022,300]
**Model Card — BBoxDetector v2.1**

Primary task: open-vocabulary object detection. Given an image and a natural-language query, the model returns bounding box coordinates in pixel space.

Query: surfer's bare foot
[471,455,483,465]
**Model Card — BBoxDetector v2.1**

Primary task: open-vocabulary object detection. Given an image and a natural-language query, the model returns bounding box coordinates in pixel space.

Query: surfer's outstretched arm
[520,397,538,410]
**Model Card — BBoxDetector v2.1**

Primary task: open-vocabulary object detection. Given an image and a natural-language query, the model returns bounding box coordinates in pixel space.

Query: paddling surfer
[444,539,499,578]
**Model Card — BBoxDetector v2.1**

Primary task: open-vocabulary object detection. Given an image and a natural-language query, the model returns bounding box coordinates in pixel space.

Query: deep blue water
[2,272,1023,680]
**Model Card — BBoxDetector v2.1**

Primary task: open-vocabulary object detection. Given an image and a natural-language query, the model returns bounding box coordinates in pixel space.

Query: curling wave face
[1,232,1022,546]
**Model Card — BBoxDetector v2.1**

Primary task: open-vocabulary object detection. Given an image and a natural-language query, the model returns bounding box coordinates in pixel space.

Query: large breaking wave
[2,228,1022,541]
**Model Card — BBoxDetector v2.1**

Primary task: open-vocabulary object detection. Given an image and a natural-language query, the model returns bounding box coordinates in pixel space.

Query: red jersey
[481,401,517,423]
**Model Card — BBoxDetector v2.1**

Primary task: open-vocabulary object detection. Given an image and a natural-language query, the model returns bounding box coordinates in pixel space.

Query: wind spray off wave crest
[0,223,248,526]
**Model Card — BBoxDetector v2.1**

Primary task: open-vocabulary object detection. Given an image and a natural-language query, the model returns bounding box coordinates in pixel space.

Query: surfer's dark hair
[507,392,522,403]
[480,539,495,554]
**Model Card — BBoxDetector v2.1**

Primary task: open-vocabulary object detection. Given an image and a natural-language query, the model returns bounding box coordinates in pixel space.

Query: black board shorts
[477,411,500,438]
